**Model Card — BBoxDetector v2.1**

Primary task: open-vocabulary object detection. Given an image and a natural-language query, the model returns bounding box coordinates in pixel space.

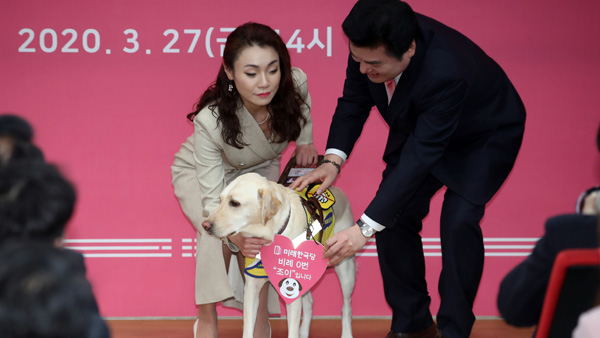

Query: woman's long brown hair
[187,22,307,149]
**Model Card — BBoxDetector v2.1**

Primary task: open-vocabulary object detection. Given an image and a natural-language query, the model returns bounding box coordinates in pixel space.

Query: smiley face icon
[278,278,302,299]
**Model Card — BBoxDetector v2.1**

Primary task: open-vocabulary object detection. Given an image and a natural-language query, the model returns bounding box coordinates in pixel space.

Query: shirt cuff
[325,148,348,163]
[361,214,386,232]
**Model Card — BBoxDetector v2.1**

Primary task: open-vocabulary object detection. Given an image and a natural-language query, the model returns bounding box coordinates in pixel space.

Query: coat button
[239,163,245,166]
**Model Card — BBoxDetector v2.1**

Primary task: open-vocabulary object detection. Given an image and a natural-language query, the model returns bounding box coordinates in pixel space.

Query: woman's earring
[228,83,233,92]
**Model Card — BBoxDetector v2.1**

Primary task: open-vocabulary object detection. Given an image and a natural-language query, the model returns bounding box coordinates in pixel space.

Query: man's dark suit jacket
[327,13,526,227]
[497,214,599,327]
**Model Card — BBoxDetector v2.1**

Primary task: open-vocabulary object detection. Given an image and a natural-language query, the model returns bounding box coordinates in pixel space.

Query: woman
[171,22,318,338]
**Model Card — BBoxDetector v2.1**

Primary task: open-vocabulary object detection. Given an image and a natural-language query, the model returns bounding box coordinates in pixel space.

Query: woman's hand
[293,143,318,167]
[227,233,271,258]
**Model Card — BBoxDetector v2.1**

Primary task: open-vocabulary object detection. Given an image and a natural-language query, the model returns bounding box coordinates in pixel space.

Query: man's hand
[290,154,342,194]
[323,224,369,266]
[227,233,271,258]
[292,143,319,167]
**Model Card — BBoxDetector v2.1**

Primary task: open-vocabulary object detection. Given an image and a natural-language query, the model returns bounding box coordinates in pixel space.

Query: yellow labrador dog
[202,172,356,338]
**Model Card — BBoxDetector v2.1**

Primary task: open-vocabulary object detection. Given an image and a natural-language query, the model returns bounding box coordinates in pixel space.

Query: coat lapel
[381,36,425,134]
[237,105,279,160]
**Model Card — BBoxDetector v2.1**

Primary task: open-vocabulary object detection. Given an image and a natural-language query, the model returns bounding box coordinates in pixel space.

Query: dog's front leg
[243,277,268,338]
[285,297,302,338]
[299,291,313,338]
[335,257,356,338]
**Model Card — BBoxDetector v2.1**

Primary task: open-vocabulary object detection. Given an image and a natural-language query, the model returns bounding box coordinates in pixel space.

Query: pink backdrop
[1,0,599,319]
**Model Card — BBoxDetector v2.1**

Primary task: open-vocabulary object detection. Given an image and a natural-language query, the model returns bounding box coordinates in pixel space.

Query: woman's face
[225,45,281,115]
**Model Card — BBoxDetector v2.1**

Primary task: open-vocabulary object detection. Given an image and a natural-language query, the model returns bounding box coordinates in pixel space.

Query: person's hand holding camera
[577,187,600,215]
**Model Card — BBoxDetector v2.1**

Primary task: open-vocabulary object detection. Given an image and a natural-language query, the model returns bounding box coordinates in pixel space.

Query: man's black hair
[342,0,418,59]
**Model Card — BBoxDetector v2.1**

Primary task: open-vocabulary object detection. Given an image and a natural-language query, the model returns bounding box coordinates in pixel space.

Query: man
[291,0,526,337]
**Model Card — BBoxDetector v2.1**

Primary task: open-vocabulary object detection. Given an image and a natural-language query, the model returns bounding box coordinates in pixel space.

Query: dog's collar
[277,206,291,235]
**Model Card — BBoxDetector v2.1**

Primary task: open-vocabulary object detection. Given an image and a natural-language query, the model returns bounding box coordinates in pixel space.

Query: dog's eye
[229,200,240,207]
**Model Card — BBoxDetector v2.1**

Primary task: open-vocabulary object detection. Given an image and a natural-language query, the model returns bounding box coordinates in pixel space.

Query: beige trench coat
[171,68,313,312]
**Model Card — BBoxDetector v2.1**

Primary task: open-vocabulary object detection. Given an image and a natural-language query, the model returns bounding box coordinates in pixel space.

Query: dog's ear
[297,280,302,291]
[278,278,285,287]
[258,187,282,223]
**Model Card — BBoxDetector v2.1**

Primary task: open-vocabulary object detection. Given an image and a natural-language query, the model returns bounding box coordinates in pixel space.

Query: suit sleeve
[326,54,375,154]
[192,111,227,217]
[497,225,558,326]
[293,67,314,146]
[365,76,467,227]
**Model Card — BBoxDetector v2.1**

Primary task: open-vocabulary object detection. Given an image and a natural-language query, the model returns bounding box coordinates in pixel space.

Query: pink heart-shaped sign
[261,235,328,304]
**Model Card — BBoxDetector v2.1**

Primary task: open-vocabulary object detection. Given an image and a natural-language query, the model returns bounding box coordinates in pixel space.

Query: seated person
[497,124,600,327]
[0,160,109,336]
[0,241,110,338]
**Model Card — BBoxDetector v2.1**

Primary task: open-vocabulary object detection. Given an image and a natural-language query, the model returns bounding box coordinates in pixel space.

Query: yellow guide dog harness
[245,183,336,278]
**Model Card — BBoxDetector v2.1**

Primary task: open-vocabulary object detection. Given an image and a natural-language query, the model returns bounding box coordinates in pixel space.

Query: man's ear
[407,40,416,58]
[258,188,282,223]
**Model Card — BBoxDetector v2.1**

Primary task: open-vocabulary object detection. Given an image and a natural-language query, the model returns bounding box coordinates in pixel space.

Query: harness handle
[302,196,325,242]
